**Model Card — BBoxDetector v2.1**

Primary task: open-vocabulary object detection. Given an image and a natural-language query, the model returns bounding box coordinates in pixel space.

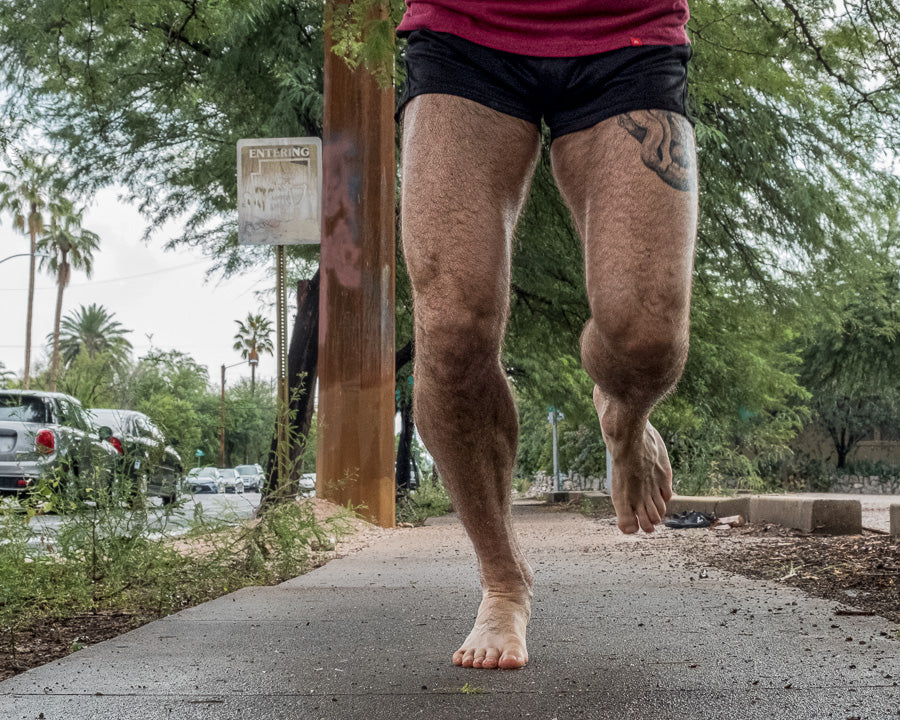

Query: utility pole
[316,0,396,527]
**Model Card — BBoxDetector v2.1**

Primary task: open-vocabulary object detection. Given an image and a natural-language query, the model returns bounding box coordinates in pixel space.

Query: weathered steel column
[317,3,396,527]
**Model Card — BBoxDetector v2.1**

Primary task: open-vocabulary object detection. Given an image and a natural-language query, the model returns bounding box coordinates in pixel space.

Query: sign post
[237,137,322,494]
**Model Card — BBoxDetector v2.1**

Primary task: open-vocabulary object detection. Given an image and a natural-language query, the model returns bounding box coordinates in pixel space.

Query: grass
[0,471,356,664]
[395,473,452,525]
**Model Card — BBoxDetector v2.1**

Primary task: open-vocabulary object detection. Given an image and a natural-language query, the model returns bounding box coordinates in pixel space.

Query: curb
[545,491,873,535]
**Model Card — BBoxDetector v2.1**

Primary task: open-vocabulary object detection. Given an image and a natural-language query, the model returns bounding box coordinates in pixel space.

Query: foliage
[395,471,451,526]
[2,0,900,491]
[0,470,355,658]
[798,253,900,468]
[0,0,327,274]
[37,196,101,389]
[327,0,405,88]
[54,349,128,408]
[225,378,277,467]
[57,303,132,369]
[0,362,13,388]
[233,313,274,362]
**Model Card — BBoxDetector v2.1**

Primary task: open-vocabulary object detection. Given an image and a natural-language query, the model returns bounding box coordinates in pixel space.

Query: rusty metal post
[316,2,396,527]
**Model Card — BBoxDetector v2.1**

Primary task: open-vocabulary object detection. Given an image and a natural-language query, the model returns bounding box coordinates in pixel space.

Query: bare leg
[400,94,541,668]
[551,110,698,534]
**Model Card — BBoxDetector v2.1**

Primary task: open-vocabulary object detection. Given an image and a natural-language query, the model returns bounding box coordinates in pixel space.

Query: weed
[460,682,485,695]
[396,472,451,526]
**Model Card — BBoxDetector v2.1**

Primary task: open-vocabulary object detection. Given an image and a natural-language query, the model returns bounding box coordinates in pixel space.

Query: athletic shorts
[397,29,692,141]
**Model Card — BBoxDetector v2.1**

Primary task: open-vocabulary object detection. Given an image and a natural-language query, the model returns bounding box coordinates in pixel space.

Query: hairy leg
[551,110,698,534]
[400,94,541,668]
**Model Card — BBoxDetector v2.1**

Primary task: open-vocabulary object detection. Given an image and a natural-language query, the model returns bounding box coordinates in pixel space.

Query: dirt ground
[576,497,899,625]
[1,498,896,682]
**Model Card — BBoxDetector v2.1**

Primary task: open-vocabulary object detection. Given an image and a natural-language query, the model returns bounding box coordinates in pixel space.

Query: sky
[0,187,278,388]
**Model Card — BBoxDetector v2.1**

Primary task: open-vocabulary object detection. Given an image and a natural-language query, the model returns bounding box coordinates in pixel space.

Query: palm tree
[233,313,274,393]
[56,303,133,369]
[37,198,101,391]
[0,153,60,389]
[0,361,14,389]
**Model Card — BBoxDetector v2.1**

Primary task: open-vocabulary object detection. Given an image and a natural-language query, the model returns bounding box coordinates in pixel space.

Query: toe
[498,649,527,669]
[452,647,467,666]
[617,514,640,534]
[637,506,657,533]
[472,650,487,668]
[461,648,477,668]
[481,648,501,669]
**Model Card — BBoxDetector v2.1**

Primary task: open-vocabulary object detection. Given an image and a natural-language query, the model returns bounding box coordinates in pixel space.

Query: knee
[415,308,503,385]
[581,301,688,380]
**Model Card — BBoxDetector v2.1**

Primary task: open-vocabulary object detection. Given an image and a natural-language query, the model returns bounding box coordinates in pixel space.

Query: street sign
[194,449,204,457]
[237,137,322,245]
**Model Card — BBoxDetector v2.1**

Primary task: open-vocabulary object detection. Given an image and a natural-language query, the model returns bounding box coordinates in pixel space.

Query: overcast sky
[0,187,278,388]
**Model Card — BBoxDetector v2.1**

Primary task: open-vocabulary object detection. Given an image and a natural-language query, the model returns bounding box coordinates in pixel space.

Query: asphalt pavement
[0,501,897,719]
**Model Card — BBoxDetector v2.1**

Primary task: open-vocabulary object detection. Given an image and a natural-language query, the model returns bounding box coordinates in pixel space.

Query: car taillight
[35,429,55,454]
[109,436,124,454]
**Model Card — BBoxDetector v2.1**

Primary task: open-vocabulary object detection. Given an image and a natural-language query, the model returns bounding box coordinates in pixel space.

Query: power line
[0,259,212,291]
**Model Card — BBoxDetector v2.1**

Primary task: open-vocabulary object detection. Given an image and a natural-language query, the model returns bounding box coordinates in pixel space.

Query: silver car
[187,467,223,494]
[219,468,244,494]
[234,463,263,492]
[0,390,119,496]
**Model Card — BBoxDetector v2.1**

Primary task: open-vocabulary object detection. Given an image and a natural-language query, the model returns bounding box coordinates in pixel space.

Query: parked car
[0,390,119,497]
[298,472,316,496]
[187,467,223,494]
[234,463,264,492]
[88,408,182,505]
[219,468,244,494]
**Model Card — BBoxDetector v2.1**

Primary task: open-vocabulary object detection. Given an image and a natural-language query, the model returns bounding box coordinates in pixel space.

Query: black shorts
[397,30,692,141]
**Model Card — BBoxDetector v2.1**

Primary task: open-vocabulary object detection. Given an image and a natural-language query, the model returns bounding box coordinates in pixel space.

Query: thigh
[550,110,698,327]
[401,94,541,337]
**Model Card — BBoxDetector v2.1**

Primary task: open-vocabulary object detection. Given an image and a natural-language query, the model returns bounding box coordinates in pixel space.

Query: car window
[198,468,218,479]
[89,409,126,433]
[235,465,255,475]
[0,395,47,423]
[57,398,91,430]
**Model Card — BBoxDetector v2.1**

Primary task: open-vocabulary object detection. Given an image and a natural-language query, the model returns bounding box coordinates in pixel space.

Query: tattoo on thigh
[618,110,695,191]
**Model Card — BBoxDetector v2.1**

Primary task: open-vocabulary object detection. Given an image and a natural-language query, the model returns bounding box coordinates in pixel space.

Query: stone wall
[829,475,900,494]
[525,471,606,497]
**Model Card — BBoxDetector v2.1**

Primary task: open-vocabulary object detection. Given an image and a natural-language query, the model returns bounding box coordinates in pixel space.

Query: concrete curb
[747,496,861,534]
[547,492,869,535]
[891,504,900,536]
[665,494,750,518]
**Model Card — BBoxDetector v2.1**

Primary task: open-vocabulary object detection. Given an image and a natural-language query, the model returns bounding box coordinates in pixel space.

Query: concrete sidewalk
[1,503,897,719]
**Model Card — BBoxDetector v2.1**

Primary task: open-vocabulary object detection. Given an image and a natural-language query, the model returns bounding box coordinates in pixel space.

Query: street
[24,490,265,545]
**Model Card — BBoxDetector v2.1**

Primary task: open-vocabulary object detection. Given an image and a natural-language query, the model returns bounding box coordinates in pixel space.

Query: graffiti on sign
[237,138,322,245]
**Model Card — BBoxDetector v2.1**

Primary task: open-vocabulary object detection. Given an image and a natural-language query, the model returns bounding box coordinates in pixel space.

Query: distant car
[219,468,244,494]
[234,464,263,492]
[0,390,119,497]
[188,467,223,494]
[88,408,182,505]
[298,473,316,496]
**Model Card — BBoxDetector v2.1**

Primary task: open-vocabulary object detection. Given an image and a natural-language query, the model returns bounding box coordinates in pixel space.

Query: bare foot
[452,591,530,669]
[596,388,673,534]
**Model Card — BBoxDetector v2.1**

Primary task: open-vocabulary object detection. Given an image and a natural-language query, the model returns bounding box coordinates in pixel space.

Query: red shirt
[397,1,690,57]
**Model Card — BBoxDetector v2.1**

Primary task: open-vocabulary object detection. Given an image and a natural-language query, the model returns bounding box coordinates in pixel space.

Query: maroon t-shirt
[397,1,690,57]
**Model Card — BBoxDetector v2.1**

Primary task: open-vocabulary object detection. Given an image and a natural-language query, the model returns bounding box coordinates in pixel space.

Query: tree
[3,0,900,490]
[126,349,220,463]
[800,251,900,468]
[57,304,132,370]
[233,313,274,394]
[0,152,61,389]
[0,361,14,389]
[37,198,100,391]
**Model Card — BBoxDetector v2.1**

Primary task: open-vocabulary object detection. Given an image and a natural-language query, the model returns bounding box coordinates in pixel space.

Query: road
[24,490,266,545]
